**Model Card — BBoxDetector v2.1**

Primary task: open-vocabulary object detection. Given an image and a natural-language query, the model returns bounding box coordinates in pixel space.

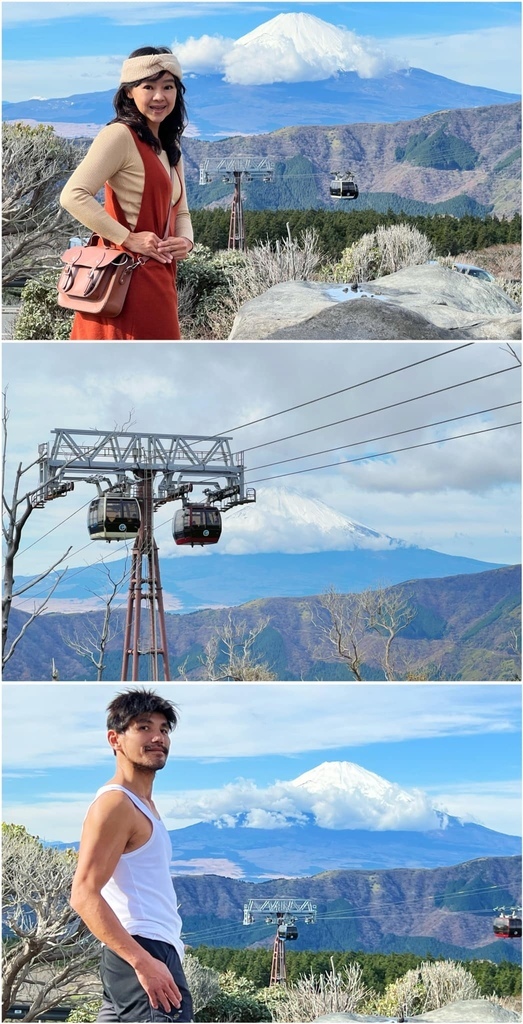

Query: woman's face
[126,71,177,134]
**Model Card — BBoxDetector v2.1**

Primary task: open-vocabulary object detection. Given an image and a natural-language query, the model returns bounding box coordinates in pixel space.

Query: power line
[249,401,521,473]
[248,420,521,485]
[182,882,507,944]
[238,365,519,456]
[17,497,93,558]
[221,343,473,434]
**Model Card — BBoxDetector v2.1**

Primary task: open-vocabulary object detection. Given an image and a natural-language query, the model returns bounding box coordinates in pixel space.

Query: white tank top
[90,784,184,960]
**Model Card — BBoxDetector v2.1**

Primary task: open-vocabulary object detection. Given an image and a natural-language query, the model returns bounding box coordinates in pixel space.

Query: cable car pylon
[199,156,274,251]
[35,428,256,682]
[242,898,316,986]
[122,471,170,682]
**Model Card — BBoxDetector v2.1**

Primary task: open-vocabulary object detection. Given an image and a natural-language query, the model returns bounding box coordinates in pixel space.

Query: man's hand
[135,954,182,1013]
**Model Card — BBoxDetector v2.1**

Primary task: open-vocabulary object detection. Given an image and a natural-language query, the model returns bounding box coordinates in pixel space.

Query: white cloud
[3,683,519,768]
[166,775,441,831]
[377,25,521,95]
[172,34,235,75]
[424,780,522,838]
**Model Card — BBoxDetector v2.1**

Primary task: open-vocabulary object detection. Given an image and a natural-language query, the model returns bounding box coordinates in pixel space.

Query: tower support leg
[121,472,170,681]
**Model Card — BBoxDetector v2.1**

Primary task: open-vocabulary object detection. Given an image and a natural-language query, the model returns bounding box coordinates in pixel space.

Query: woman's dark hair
[111,46,187,166]
[107,688,179,734]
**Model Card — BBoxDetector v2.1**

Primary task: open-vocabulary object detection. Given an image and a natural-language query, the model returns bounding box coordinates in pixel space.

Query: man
[71,688,193,1022]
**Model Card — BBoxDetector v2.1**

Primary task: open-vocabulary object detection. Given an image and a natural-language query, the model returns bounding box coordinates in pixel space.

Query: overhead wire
[236,364,520,456]
[221,343,474,434]
[181,882,508,944]
[248,401,521,473]
[248,420,521,485]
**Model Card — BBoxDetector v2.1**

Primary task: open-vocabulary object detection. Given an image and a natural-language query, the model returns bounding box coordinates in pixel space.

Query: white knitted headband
[120,53,182,85]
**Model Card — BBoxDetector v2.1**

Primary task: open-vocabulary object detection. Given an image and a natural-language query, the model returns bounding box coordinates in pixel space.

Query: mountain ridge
[4,564,519,680]
[173,856,522,958]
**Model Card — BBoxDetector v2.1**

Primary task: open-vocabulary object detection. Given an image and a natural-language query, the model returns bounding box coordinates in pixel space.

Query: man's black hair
[107,688,178,734]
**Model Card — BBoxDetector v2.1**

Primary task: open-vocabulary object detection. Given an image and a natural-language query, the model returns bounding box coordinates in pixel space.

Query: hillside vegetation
[182,103,521,219]
[6,565,517,681]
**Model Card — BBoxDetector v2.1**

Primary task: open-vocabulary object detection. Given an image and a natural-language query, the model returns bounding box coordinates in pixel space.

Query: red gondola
[173,504,222,547]
[493,913,522,938]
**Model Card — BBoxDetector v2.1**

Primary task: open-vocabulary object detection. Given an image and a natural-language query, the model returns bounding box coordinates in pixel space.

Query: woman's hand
[124,231,173,264]
[157,236,193,260]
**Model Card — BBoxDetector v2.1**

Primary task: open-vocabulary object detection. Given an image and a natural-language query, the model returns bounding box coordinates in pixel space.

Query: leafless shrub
[328,224,435,283]
[182,955,220,1014]
[268,959,368,1022]
[179,611,277,681]
[366,959,482,1017]
[205,227,324,338]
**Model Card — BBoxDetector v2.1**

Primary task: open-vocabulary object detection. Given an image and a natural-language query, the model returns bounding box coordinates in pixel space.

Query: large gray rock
[312,1000,520,1023]
[413,998,521,1021]
[228,268,521,341]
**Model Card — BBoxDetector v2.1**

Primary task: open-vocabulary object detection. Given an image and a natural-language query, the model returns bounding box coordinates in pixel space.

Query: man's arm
[71,791,181,1012]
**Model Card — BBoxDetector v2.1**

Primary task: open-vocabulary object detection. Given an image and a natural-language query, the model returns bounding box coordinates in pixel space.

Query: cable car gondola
[330,173,359,201]
[173,504,222,547]
[493,912,522,938]
[277,923,298,941]
[88,496,141,542]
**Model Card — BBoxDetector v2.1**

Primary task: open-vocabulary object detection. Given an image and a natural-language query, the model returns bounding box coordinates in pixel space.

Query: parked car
[452,262,495,282]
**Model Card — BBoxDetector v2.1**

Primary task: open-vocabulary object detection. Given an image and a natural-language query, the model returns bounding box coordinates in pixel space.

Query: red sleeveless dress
[70,129,182,340]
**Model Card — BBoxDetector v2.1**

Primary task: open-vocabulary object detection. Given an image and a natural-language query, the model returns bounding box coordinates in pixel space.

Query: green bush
[196,990,272,1022]
[66,998,102,1022]
[14,271,74,340]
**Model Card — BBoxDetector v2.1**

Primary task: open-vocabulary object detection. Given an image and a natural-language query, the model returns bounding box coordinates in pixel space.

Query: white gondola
[88,496,141,541]
[330,174,359,200]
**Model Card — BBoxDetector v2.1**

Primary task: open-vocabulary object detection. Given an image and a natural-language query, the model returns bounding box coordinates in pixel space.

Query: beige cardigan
[60,123,193,247]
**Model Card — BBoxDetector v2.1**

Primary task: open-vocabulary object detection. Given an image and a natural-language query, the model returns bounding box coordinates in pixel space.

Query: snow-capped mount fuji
[288,761,445,831]
[222,487,407,555]
[228,12,395,83]
[161,759,520,879]
[186,760,444,833]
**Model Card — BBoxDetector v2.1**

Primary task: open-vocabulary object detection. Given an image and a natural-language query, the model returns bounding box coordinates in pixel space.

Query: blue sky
[2,1,521,101]
[2,683,521,842]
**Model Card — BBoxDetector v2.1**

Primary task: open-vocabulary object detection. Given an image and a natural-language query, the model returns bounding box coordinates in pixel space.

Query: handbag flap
[61,243,132,270]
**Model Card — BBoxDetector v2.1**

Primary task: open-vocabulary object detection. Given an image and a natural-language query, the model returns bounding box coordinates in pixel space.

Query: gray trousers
[96,937,193,1023]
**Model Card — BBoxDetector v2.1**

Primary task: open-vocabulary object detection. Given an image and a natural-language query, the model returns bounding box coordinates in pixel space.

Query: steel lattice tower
[199,156,274,251]
[270,917,287,985]
[121,471,170,681]
[36,429,256,682]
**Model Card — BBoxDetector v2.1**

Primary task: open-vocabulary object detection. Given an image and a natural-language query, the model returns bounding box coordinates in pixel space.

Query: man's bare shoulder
[86,787,137,827]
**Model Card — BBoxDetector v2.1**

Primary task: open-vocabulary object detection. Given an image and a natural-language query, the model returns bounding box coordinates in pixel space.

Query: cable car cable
[248,401,521,473]
[220,343,474,434]
[236,364,519,456]
[16,497,93,558]
[247,420,520,485]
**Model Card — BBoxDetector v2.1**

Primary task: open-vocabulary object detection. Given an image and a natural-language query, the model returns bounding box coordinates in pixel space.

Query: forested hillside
[182,102,521,219]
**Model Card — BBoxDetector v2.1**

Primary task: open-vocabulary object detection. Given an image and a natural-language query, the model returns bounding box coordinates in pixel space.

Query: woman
[60,46,193,341]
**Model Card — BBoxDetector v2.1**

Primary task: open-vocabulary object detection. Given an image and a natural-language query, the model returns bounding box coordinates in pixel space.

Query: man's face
[109,712,171,771]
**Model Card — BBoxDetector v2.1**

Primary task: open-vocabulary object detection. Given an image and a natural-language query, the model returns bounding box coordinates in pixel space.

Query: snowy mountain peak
[287,760,443,831]
[225,11,401,85]
[237,13,351,64]
[221,486,407,556]
[290,760,397,799]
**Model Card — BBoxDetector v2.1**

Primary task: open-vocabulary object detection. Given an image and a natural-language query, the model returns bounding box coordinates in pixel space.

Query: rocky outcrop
[228,266,521,340]
[313,999,521,1022]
